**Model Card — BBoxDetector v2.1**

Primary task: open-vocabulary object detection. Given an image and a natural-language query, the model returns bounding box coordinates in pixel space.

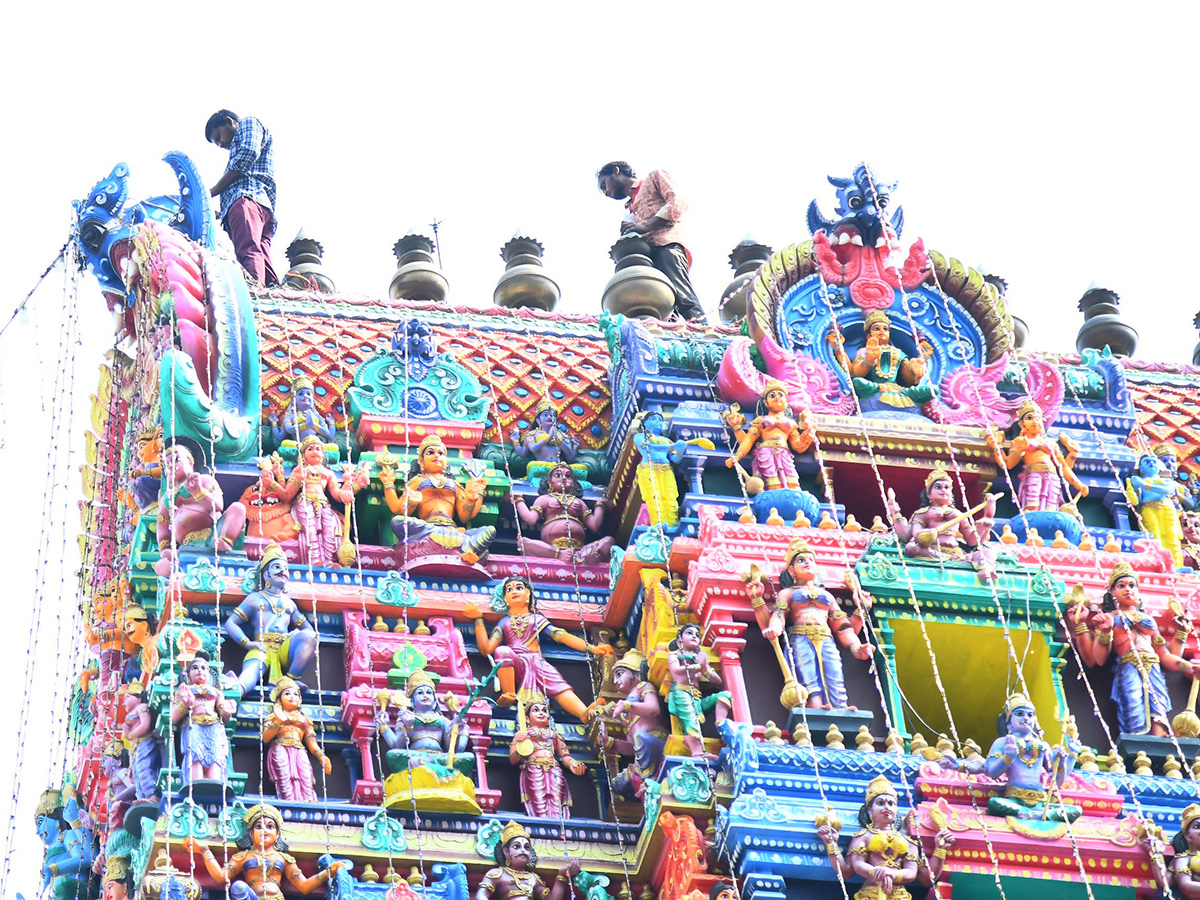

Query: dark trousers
[649,243,707,321]
[223,197,280,286]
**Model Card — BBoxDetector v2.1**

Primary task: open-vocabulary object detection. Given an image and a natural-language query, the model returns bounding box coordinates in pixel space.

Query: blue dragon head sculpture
[74,153,218,310]
[807,163,904,248]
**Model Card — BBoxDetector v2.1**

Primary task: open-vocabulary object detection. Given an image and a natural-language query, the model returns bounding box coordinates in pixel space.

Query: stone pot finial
[493,231,560,312]
[719,235,772,323]
[1076,286,1138,357]
[389,229,448,303]
[601,235,674,320]
[284,228,335,293]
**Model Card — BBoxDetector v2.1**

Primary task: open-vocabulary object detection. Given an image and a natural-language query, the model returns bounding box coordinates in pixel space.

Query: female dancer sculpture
[464,575,611,719]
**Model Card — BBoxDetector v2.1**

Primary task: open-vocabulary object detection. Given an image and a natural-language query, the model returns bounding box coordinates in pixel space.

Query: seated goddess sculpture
[830,310,936,413]
[224,543,317,696]
[268,375,338,451]
[380,435,496,565]
[510,397,579,464]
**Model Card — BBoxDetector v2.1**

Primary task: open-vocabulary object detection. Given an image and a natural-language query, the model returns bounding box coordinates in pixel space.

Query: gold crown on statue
[292,376,314,392]
[259,542,288,570]
[785,538,814,563]
[761,379,788,397]
[1153,444,1178,459]
[127,679,145,694]
[612,649,646,675]
[298,435,323,453]
[924,467,952,492]
[1003,693,1035,719]
[1106,561,1137,592]
[35,789,62,819]
[1183,804,1200,834]
[404,669,438,697]
[864,310,891,331]
[501,821,531,845]
[270,676,301,704]
[533,396,558,417]
[124,603,148,623]
[864,775,897,805]
[1016,399,1041,421]
[104,856,130,884]
[243,803,283,829]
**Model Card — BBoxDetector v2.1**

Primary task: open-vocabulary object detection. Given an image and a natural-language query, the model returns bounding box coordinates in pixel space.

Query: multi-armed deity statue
[224,543,317,697]
[830,311,936,415]
[268,375,338,451]
[510,462,612,563]
[746,538,874,711]
[380,435,496,566]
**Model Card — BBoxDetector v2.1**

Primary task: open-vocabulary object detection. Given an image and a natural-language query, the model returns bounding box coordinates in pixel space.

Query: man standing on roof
[597,161,707,322]
[205,109,279,286]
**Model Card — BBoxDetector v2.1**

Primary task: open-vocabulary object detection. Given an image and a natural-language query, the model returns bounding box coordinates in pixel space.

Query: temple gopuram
[27,153,1200,900]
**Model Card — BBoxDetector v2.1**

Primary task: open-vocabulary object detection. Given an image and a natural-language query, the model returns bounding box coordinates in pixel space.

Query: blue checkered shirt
[218,116,276,219]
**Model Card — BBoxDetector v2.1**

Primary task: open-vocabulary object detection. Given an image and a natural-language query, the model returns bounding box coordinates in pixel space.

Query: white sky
[2,1,1197,891]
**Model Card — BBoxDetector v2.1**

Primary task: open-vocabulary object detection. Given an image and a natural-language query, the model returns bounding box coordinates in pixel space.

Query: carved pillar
[710,621,750,724]
[873,615,908,737]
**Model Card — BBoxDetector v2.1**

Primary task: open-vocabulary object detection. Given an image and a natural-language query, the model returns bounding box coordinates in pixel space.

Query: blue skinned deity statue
[807,163,904,248]
[34,787,95,900]
[391,318,439,381]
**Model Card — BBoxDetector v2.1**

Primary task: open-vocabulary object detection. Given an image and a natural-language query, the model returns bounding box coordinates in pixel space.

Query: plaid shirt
[626,169,688,250]
[218,116,276,218]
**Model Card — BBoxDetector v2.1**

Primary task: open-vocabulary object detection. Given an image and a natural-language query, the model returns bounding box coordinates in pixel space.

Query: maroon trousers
[223,196,279,286]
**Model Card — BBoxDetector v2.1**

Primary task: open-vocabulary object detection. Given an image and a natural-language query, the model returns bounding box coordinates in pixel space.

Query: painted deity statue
[509,694,585,818]
[154,441,247,576]
[475,821,581,900]
[122,602,158,685]
[886,467,999,581]
[102,855,132,900]
[510,397,579,464]
[634,410,709,528]
[261,435,369,567]
[1151,444,1197,512]
[380,435,496,565]
[224,543,317,696]
[510,462,613,563]
[942,694,1082,822]
[1068,561,1194,735]
[830,310,936,413]
[102,741,135,829]
[746,539,874,710]
[120,680,161,801]
[465,576,612,720]
[818,776,918,900]
[667,622,732,760]
[723,379,814,490]
[268,375,338,449]
[1128,451,1190,568]
[186,803,346,899]
[240,455,301,543]
[375,669,472,779]
[600,649,667,800]
[170,650,236,785]
[1141,802,1200,899]
[131,424,163,510]
[35,788,95,900]
[988,399,1086,513]
[262,677,331,802]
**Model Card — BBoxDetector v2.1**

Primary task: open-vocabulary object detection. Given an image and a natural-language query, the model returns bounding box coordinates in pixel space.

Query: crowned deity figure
[600,649,667,799]
[942,693,1082,822]
[261,677,331,802]
[829,310,936,413]
[1067,561,1194,735]
[380,435,496,565]
[988,399,1087,513]
[667,622,732,760]
[260,435,368,567]
[632,410,712,528]
[510,397,580,464]
[509,462,613,563]
[120,680,161,801]
[35,787,95,900]
[225,543,317,696]
[723,380,815,491]
[154,440,247,576]
[886,467,999,581]
[186,803,346,898]
[509,693,585,819]
[475,821,581,900]
[170,650,236,785]
[268,375,338,450]
[121,602,158,685]
[745,538,874,710]
[375,669,473,779]
[465,576,611,720]
[1128,450,1190,568]
[1154,444,1200,513]
[1141,802,1200,898]
[818,776,918,900]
